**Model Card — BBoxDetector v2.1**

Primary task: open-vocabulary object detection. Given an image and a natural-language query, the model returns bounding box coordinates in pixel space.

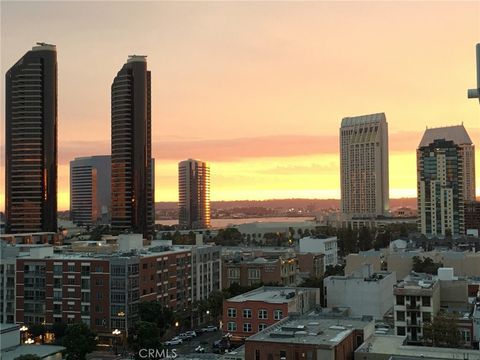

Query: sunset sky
[1,1,479,211]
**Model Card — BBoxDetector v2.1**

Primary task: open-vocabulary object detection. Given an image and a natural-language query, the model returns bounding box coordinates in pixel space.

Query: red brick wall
[222,300,288,338]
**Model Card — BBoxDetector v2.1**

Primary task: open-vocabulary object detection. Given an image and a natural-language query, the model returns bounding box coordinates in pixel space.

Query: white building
[393,273,440,343]
[298,236,338,269]
[324,269,396,319]
[340,113,389,218]
[189,245,221,302]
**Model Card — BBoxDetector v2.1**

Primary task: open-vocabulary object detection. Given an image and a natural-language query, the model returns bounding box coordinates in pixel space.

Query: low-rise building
[297,253,325,279]
[324,269,396,319]
[222,286,320,340]
[355,334,480,360]
[393,273,440,343]
[222,256,297,288]
[245,313,375,360]
[0,232,62,246]
[298,236,338,269]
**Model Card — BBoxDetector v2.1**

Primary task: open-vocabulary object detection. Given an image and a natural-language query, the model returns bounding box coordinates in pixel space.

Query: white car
[194,346,205,353]
[164,337,183,346]
[201,325,218,332]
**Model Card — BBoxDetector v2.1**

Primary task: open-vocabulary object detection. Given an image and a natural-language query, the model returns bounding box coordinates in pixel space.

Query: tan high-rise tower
[340,113,389,218]
[178,159,211,229]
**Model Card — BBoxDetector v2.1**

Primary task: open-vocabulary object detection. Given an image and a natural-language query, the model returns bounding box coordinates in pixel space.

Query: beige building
[393,274,440,343]
[346,249,480,279]
[340,113,389,218]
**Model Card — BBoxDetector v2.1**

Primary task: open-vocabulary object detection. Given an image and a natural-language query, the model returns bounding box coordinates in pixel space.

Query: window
[68,265,76,272]
[255,350,260,360]
[81,279,90,289]
[227,322,237,331]
[248,268,260,279]
[227,308,236,318]
[396,295,405,305]
[258,309,268,319]
[81,292,90,303]
[397,327,406,336]
[53,265,63,275]
[53,278,62,288]
[67,278,75,285]
[422,296,431,307]
[396,311,405,321]
[422,312,432,323]
[81,265,90,276]
[243,323,252,332]
[258,323,267,331]
[228,268,240,279]
[95,278,104,286]
[274,310,283,320]
[243,309,252,318]
[53,290,62,301]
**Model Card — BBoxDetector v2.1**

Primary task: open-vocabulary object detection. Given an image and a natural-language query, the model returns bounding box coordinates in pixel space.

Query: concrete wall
[345,253,382,276]
[325,272,396,320]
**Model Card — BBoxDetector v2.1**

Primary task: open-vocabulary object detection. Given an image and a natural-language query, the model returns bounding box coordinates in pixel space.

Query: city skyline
[1,1,480,211]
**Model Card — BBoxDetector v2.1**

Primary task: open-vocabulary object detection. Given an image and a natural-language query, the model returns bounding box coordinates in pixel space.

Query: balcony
[407,319,421,326]
[407,304,420,311]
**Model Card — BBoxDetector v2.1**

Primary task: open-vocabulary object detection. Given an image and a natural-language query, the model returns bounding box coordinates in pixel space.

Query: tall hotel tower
[70,155,111,226]
[417,125,475,236]
[340,113,389,218]
[178,159,211,229]
[111,56,154,239]
[5,43,58,233]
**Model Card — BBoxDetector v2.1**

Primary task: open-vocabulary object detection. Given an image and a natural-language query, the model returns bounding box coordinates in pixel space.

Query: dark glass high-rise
[111,55,154,239]
[5,43,58,233]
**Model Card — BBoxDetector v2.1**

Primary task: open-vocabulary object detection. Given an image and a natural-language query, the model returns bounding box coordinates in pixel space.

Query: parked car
[178,333,193,340]
[164,337,183,346]
[185,330,197,338]
[202,325,218,332]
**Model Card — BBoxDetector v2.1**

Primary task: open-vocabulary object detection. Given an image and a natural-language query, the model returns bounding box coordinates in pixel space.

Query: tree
[423,312,462,348]
[412,256,443,274]
[14,356,41,360]
[358,227,373,251]
[128,321,163,360]
[138,301,174,337]
[49,322,68,344]
[325,264,345,277]
[62,323,97,360]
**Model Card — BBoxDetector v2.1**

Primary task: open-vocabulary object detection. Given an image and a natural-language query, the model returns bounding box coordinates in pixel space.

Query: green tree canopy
[62,323,97,360]
[128,321,162,360]
[412,256,443,274]
[423,312,462,348]
[138,301,174,337]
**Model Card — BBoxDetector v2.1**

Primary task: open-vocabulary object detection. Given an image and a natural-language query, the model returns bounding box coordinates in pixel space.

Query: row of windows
[227,308,283,320]
[227,322,267,332]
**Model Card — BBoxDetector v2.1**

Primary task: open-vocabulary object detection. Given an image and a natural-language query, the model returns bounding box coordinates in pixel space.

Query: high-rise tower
[111,55,154,239]
[70,155,111,226]
[5,43,58,233]
[178,159,211,229]
[340,113,389,218]
[417,125,475,236]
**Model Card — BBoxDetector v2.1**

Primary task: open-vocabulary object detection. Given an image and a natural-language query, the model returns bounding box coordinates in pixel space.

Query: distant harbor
[155,216,316,229]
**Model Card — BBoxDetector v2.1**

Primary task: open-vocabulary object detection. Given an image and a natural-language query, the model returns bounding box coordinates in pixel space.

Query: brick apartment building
[13,244,192,340]
[222,256,297,288]
[244,313,374,360]
[222,286,320,340]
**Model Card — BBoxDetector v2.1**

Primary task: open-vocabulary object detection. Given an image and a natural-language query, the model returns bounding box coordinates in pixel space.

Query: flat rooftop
[356,335,480,360]
[227,286,315,303]
[248,314,372,348]
[1,345,65,360]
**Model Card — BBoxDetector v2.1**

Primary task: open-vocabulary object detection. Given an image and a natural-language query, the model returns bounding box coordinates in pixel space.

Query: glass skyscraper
[111,56,154,239]
[5,43,58,233]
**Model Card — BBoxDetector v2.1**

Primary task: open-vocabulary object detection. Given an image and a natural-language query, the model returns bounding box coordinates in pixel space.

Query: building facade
[324,270,396,319]
[111,55,154,239]
[70,156,111,226]
[223,287,320,340]
[190,245,221,302]
[465,200,480,233]
[298,236,338,269]
[393,274,440,343]
[417,125,475,236]
[5,43,58,234]
[178,159,211,229]
[245,314,374,360]
[222,256,297,289]
[340,113,389,218]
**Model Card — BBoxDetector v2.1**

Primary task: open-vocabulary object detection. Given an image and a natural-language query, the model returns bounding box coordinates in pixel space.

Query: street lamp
[20,326,29,343]
[112,329,121,354]
[25,338,34,345]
